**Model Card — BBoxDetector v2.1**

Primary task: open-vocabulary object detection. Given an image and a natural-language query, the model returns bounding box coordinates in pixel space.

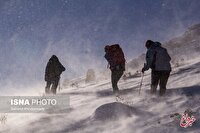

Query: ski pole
[139,72,144,95]
[58,77,62,92]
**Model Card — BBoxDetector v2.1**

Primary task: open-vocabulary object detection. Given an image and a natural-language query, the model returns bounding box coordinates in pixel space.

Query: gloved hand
[107,64,110,69]
[142,67,145,73]
[142,63,148,73]
[45,75,48,81]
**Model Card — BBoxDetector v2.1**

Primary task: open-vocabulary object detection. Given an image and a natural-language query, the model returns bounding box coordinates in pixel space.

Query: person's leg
[159,71,170,96]
[45,81,51,94]
[151,70,160,94]
[51,78,59,94]
[111,70,118,92]
[111,70,124,93]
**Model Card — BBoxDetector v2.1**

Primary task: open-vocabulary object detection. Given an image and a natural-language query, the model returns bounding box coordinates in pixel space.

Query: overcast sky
[0,0,200,89]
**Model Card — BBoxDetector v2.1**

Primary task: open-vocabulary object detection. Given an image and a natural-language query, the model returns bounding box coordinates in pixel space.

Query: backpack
[110,44,126,66]
[153,43,171,71]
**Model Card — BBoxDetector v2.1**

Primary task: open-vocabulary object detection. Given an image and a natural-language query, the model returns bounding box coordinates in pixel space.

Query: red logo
[180,113,196,128]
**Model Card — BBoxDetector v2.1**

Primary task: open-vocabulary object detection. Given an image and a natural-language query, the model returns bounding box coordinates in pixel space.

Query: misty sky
[0,0,200,89]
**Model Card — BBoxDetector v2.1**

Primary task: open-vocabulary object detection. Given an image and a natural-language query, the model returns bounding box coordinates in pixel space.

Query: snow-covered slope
[0,58,200,133]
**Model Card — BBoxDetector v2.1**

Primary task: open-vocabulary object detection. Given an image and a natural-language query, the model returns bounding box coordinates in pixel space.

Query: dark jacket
[45,56,65,81]
[144,42,171,71]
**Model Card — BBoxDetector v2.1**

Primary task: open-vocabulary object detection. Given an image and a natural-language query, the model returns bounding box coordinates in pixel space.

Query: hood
[154,42,162,47]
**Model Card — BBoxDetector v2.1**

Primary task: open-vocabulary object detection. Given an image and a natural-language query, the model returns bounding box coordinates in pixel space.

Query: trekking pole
[139,72,144,95]
[58,77,62,92]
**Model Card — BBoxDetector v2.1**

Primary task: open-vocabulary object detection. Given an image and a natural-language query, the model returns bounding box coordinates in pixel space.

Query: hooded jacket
[144,42,171,71]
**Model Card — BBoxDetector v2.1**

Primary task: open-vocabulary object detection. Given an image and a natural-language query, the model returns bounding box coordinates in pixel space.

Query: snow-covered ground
[0,58,200,133]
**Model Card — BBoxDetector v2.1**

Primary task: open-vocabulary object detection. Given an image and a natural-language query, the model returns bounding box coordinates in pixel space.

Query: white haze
[0,57,200,133]
[0,1,200,95]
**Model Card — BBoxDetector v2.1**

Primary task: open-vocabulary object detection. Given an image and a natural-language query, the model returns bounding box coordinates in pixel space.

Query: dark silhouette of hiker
[45,55,65,94]
[104,44,126,95]
[142,40,171,96]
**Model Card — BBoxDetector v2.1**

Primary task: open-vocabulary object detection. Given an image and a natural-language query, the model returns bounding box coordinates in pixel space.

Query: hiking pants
[111,70,124,92]
[151,70,170,96]
[45,78,59,94]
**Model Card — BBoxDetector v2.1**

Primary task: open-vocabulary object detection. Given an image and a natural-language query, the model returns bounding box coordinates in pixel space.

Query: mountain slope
[0,57,200,133]
[128,23,200,71]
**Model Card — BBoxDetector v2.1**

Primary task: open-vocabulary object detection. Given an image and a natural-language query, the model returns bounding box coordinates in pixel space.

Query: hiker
[142,40,171,96]
[104,44,126,94]
[45,55,65,94]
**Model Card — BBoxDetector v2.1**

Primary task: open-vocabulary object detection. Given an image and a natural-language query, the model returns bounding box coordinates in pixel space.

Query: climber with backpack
[104,44,126,95]
[142,40,171,96]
